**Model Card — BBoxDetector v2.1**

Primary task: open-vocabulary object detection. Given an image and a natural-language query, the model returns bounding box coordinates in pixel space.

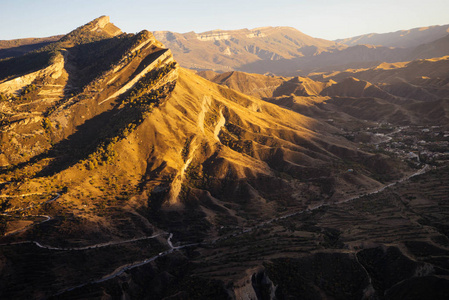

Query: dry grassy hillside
[1,66,405,243]
[203,63,449,127]
[197,70,286,98]
[0,65,412,298]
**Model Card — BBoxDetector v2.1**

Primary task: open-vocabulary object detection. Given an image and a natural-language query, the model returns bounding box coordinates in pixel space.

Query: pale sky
[1,0,449,40]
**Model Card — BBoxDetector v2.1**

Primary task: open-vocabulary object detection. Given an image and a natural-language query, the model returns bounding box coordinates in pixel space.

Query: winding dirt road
[211,164,431,243]
[1,164,431,297]
[49,164,431,296]
[1,193,60,237]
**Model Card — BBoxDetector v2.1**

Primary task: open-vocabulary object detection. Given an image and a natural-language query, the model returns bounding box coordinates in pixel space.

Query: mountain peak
[59,15,122,45]
[88,15,114,31]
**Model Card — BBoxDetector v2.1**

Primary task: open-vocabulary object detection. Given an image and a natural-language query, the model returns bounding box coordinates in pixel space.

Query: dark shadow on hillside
[61,36,135,98]
[34,73,176,177]
[236,57,302,76]
[0,100,137,178]
[0,152,50,179]
[0,51,53,81]
[34,103,140,178]
[129,49,168,79]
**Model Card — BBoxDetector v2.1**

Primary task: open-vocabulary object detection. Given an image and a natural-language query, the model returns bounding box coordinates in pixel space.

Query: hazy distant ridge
[153,26,344,72]
[335,24,449,48]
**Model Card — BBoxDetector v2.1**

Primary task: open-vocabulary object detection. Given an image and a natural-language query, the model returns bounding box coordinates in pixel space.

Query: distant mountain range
[154,24,449,75]
[200,54,449,126]
[152,26,343,73]
[335,24,449,48]
[2,23,448,75]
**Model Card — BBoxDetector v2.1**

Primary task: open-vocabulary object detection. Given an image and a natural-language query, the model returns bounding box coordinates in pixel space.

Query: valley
[0,162,438,299]
[0,16,448,299]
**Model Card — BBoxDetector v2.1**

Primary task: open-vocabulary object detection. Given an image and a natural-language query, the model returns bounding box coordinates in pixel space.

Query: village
[346,123,449,166]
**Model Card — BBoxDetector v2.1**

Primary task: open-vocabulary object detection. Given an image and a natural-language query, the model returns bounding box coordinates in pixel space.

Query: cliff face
[87,15,123,36]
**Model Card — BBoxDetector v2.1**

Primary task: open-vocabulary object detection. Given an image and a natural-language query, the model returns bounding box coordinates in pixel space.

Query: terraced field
[184,165,449,298]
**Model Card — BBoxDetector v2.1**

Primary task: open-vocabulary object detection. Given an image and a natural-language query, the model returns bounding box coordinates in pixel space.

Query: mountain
[0,15,124,85]
[153,26,344,72]
[197,70,287,98]
[238,37,449,76]
[410,33,449,60]
[156,25,449,77]
[0,17,399,236]
[12,23,448,78]
[309,56,449,103]
[335,24,449,48]
[1,17,449,299]
[202,61,449,127]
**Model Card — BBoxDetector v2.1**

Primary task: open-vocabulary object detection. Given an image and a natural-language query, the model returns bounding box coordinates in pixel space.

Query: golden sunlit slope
[0,18,174,167]
[320,77,394,99]
[318,56,449,84]
[275,76,334,97]
[204,66,449,128]
[198,70,287,98]
[119,68,407,235]
[199,70,334,98]
[310,56,449,103]
[0,67,406,244]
